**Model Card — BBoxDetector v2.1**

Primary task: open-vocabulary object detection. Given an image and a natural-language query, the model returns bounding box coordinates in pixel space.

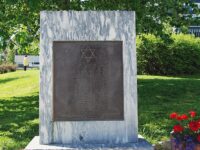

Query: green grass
[138,75,200,143]
[0,70,200,149]
[0,70,39,150]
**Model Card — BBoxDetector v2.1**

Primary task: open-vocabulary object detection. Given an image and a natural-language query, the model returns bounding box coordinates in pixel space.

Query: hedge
[137,34,200,75]
[0,64,17,74]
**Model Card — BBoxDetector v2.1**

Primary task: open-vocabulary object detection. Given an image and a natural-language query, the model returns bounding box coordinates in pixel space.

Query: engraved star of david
[81,48,96,62]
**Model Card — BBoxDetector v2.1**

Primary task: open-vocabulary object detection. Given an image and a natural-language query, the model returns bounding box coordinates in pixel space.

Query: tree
[0,0,199,61]
[80,0,200,36]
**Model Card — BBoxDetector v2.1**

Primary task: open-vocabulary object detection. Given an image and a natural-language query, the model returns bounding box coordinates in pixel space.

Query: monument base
[25,135,153,150]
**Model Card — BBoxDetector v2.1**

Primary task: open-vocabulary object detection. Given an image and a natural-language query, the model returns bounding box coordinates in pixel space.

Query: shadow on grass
[138,77,200,143]
[0,93,39,149]
[0,77,21,84]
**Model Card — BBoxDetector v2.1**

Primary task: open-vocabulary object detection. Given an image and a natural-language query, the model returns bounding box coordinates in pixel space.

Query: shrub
[137,34,200,75]
[0,64,17,74]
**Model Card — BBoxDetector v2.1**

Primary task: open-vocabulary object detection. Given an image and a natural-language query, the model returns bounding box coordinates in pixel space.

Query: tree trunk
[65,0,70,10]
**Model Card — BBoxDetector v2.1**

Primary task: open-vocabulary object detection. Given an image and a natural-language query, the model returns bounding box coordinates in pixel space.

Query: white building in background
[188,0,200,37]
[15,55,39,68]
[176,0,200,37]
[195,0,200,8]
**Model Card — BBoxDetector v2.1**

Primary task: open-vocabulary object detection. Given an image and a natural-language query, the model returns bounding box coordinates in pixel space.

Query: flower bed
[170,111,200,150]
[0,64,17,74]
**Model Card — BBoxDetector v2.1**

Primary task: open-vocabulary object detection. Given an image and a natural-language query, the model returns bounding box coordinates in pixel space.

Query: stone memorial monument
[25,11,153,149]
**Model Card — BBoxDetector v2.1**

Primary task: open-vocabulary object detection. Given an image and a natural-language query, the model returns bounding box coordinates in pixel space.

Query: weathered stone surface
[40,11,137,144]
[25,136,153,150]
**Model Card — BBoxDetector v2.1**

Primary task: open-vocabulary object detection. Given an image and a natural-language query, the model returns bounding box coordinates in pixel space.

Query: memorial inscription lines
[77,47,107,119]
[53,41,123,121]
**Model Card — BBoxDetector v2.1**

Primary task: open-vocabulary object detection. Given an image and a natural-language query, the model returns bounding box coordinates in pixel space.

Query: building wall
[15,55,39,67]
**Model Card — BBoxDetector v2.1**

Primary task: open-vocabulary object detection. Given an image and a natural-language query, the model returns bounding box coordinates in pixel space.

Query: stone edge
[25,135,153,150]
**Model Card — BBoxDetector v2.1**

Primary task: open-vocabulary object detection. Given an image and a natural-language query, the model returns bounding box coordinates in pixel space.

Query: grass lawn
[138,75,200,143]
[0,70,39,150]
[0,70,200,149]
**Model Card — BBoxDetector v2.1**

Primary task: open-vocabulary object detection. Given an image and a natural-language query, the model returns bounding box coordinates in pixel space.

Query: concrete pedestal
[25,135,153,150]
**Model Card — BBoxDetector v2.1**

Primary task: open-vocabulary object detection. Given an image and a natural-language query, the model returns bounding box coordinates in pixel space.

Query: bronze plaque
[53,41,124,121]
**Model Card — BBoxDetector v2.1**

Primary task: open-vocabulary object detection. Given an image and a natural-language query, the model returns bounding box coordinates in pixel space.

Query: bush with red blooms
[169,111,200,146]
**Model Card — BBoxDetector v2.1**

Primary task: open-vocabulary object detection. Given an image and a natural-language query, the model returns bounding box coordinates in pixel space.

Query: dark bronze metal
[53,41,124,121]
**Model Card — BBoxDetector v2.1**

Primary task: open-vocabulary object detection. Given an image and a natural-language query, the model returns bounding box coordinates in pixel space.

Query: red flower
[173,125,184,133]
[180,114,188,120]
[170,112,178,119]
[176,115,182,121]
[197,120,200,128]
[197,135,200,142]
[189,121,199,132]
[189,111,196,118]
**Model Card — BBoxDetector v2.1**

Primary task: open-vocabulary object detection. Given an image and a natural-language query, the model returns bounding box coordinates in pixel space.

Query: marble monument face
[53,41,124,121]
[40,11,137,144]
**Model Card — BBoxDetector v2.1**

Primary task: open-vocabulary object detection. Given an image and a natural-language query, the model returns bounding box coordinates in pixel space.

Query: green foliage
[6,48,15,63]
[0,1,40,56]
[80,0,200,36]
[0,0,200,60]
[137,34,200,75]
[0,54,5,65]
[0,63,17,74]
